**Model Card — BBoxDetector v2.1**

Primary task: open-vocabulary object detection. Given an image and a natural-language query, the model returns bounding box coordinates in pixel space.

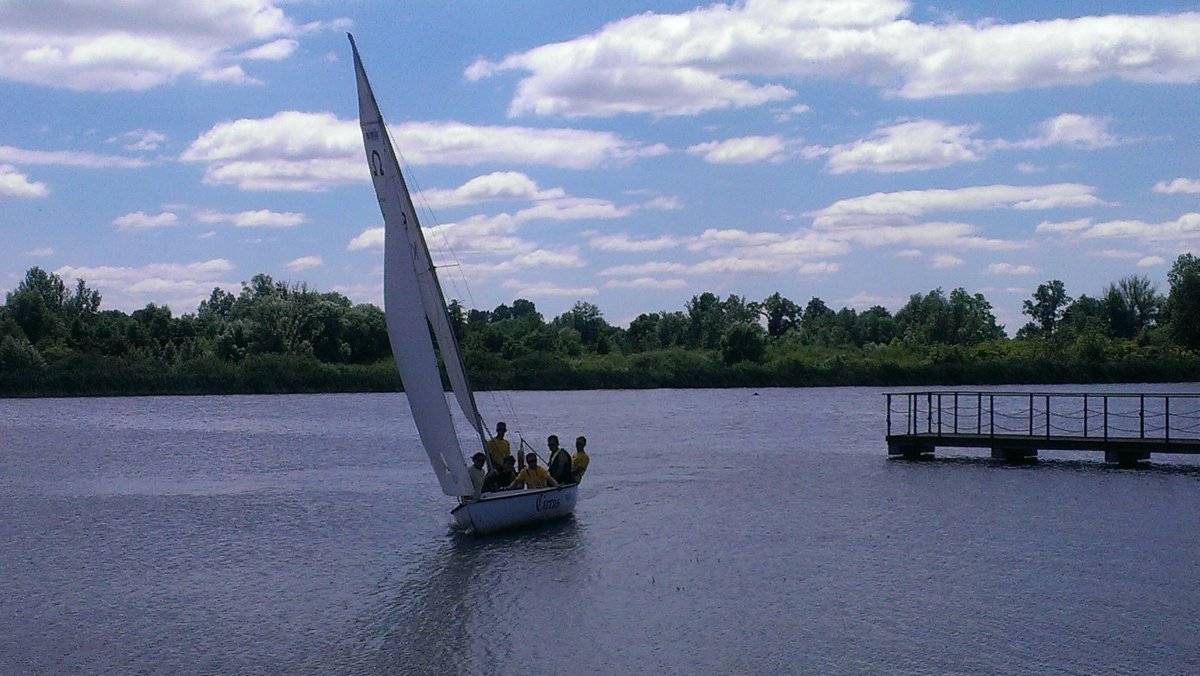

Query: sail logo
[535,494,560,512]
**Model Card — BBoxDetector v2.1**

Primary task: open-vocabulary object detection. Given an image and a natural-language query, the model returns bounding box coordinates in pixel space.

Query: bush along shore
[4,254,1200,397]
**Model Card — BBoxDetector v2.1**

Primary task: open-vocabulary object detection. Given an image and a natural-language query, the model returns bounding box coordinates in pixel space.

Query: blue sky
[2,0,1199,332]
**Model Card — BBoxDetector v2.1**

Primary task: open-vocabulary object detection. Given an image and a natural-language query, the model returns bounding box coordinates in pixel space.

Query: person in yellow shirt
[486,421,511,468]
[506,452,558,490]
[571,436,590,484]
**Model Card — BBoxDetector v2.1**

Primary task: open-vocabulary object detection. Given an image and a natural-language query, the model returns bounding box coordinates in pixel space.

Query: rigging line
[395,146,526,437]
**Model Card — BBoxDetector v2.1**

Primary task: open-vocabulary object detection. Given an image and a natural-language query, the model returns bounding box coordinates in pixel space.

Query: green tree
[761,292,801,338]
[720,323,766,364]
[1022,280,1072,336]
[1167,254,1200,350]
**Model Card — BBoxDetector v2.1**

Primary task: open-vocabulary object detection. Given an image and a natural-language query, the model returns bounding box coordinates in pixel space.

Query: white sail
[351,36,475,497]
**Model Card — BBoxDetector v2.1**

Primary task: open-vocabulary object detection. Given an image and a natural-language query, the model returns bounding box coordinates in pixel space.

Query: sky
[2,0,1199,332]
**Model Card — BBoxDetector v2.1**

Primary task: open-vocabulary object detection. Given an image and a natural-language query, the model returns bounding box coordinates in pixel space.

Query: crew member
[507,453,558,490]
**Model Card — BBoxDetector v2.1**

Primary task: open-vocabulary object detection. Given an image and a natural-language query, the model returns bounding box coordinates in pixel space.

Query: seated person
[546,435,573,485]
[506,453,558,490]
[467,452,487,499]
[483,456,517,493]
[571,436,590,484]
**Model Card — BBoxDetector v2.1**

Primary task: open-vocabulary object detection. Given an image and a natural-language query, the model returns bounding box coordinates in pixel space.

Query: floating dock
[885,391,1200,464]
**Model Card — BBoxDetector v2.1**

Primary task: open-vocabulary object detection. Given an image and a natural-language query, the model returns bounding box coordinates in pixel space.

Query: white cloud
[348,227,383,251]
[0,164,48,198]
[1154,178,1200,194]
[500,280,597,297]
[285,255,322,271]
[419,172,565,208]
[240,39,298,61]
[813,184,1103,229]
[113,210,178,231]
[24,247,53,257]
[107,129,167,152]
[181,112,666,191]
[1016,162,1045,174]
[54,259,236,312]
[1138,256,1166,268]
[0,0,310,91]
[599,261,690,277]
[822,120,984,174]
[602,277,687,290]
[589,233,683,252]
[895,249,923,258]
[987,262,1037,275]
[466,1,1200,117]
[1035,218,1092,234]
[0,145,149,168]
[1087,249,1140,259]
[1017,114,1121,150]
[687,135,789,164]
[196,209,305,228]
[932,253,964,268]
[1076,213,1200,242]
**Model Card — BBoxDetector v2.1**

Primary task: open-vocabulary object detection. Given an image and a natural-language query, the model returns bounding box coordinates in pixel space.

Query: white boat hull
[451,484,578,534]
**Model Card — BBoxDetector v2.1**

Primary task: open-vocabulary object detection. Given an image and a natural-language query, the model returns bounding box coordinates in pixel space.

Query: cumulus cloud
[602,277,688,290]
[500,280,598,297]
[0,145,149,168]
[1075,213,1200,243]
[54,259,236,312]
[107,129,167,152]
[0,164,48,198]
[195,209,305,228]
[1016,114,1121,150]
[1138,256,1166,267]
[181,112,666,191]
[418,172,565,208]
[687,135,790,164]
[0,0,315,91]
[987,262,1037,275]
[1154,178,1200,194]
[24,247,54,257]
[589,233,684,252]
[466,0,1200,117]
[240,39,298,61]
[932,253,964,268]
[822,120,984,174]
[113,210,178,231]
[813,183,1103,229]
[285,255,322,271]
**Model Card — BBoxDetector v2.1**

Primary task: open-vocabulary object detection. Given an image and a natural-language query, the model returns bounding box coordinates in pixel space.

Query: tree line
[4,253,1200,396]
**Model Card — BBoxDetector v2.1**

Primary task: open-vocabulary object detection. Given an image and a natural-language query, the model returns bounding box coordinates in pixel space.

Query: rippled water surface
[3,386,1200,673]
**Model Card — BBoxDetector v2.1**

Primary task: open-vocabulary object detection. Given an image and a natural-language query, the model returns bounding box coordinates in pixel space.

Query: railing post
[1028,393,1034,436]
[1140,394,1145,439]
[977,393,982,435]
[954,392,959,434]
[1045,394,1050,438]
[886,394,892,436]
[1166,395,1170,443]
[937,393,943,436]
[1083,394,1088,438]
[911,393,917,435]
[989,394,995,439]
[927,392,932,434]
[1104,396,1108,442]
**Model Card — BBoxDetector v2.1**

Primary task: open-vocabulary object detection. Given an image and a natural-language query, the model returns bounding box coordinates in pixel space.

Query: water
[3,386,1199,673]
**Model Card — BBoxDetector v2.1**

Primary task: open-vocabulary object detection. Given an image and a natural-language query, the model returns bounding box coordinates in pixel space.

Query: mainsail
[351,35,485,497]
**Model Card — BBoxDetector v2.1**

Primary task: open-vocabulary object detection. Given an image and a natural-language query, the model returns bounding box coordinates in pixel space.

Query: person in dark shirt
[546,434,573,485]
[483,455,517,493]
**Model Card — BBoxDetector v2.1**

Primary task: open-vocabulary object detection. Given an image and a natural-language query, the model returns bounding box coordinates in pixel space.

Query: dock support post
[888,440,935,459]
[1105,450,1150,466]
[991,446,1038,463]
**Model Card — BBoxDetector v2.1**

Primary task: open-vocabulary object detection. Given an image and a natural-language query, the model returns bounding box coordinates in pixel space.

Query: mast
[351,34,477,497]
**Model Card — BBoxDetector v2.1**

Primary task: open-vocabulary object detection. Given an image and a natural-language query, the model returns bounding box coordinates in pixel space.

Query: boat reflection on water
[344,518,586,671]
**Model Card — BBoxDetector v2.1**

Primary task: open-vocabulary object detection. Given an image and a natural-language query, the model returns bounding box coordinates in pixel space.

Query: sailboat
[350,35,578,534]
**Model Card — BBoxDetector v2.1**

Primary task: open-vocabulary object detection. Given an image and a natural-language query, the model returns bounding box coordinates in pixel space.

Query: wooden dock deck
[885,391,1200,463]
